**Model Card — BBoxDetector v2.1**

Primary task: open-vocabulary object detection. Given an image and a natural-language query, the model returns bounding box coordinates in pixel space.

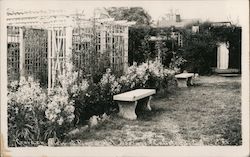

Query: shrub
[119,60,175,93]
[73,69,121,123]
[119,62,149,92]
[146,60,176,93]
[45,62,89,137]
[44,87,76,140]
[99,68,121,113]
[8,77,47,146]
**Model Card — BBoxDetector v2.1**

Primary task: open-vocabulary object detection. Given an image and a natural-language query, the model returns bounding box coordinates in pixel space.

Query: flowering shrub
[119,62,149,92]
[146,60,176,92]
[169,55,187,73]
[119,60,175,93]
[98,68,121,112]
[8,77,47,146]
[45,62,89,139]
[44,87,76,140]
[99,68,121,94]
[7,61,89,145]
[73,69,121,123]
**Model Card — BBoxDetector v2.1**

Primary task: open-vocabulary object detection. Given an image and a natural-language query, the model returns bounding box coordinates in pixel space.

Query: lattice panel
[72,27,94,76]
[107,25,126,76]
[72,24,127,77]
[24,28,48,85]
[48,27,68,88]
[7,26,20,82]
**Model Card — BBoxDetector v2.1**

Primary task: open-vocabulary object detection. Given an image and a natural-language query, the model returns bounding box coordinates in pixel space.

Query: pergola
[7,9,135,89]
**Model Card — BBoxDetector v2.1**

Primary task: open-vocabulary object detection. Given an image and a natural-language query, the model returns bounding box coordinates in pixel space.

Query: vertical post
[65,26,73,71]
[48,29,51,90]
[123,26,129,73]
[110,25,113,70]
[100,25,106,54]
[51,29,56,88]
[217,42,220,69]
[19,27,25,77]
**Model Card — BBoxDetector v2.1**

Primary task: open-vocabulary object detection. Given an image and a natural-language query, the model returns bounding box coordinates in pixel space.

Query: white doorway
[217,42,229,69]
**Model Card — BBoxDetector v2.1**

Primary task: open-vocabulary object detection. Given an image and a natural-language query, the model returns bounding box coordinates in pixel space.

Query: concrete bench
[113,89,156,120]
[175,73,195,87]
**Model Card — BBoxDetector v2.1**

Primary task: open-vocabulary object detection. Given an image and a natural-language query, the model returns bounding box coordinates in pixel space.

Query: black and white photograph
[0,0,249,156]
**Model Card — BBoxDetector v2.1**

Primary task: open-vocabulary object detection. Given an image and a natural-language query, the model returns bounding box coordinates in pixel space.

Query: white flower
[85,93,90,97]
[10,81,18,90]
[55,108,61,114]
[67,114,75,122]
[57,117,64,125]
[80,80,89,91]
[71,84,78,94]
[64,105,75,113]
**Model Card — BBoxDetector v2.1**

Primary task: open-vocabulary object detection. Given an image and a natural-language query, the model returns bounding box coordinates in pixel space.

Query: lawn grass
[62,75,241,146]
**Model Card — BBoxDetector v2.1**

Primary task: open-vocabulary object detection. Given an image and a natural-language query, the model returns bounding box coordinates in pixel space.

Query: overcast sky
[3,0,248,26]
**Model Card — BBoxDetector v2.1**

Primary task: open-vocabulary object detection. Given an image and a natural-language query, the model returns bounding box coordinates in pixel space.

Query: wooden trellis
[7,9,135,89]
[23,28,48,85]
[7,26,20,82]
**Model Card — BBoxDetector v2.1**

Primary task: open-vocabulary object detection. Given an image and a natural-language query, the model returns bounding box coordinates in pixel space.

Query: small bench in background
[113,89,156,120]
[175,73,196,87]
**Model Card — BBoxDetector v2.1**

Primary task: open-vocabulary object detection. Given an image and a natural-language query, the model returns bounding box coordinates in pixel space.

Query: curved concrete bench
[113,89,156,120]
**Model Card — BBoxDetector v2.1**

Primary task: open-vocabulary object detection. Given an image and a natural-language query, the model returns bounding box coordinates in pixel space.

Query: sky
[2,0,248,26]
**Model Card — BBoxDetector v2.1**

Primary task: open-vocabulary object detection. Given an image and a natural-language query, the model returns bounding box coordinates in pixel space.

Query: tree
[105,7,152,26]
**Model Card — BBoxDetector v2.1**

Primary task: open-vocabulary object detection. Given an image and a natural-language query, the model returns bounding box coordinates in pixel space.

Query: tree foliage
[180,27,217,74]
[105,7,152,26]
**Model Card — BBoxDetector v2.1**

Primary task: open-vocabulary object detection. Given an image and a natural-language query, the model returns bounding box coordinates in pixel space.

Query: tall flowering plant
[44,87,76,140]
[98,69,121,113]
[44,61,89,139]
[8,77,47,146]
[99,68,121,95]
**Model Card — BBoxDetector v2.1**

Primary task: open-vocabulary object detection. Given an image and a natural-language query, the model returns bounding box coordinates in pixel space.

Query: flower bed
[7,60,176,146]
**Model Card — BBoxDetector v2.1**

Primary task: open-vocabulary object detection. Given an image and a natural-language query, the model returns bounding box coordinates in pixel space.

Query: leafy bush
[48,62,89,134]
[7,62,87,146]
[119,62,149,92]
[73,69,121,123]
[119,60,175,93]
[169,55,187,73]
[8,77,47,146]
[181,29,217,74]
[44,87,75,140]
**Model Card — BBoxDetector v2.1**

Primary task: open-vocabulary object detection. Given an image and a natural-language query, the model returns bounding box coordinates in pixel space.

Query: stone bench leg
[177,78,188,87]
[145,96,152,111]
[137,96,153,111]
[187,77,194,86]
[118,101,137,120]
